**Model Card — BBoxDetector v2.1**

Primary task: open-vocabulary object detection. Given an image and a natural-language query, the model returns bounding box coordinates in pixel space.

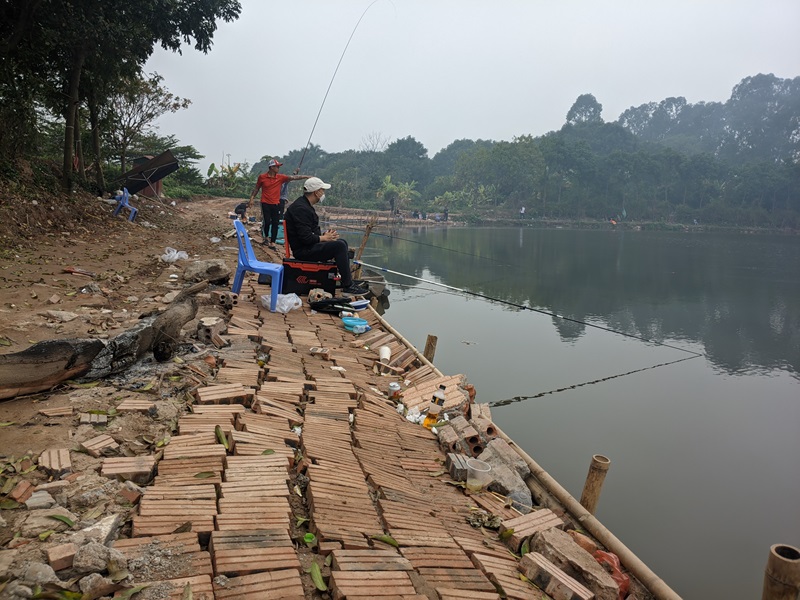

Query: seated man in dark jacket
[284,177,368,295]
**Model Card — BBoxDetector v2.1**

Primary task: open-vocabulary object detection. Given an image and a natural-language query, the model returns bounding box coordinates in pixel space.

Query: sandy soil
[0,191,255,455]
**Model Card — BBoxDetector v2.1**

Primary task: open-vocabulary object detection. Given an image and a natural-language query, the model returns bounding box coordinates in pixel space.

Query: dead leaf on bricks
[107,559,131,582]
[499,528,515,541]
[172,522,192,534]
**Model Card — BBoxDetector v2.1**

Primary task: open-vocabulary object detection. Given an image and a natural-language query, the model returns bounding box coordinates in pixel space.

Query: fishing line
[297,0,386,170]
[487,354,701,408]
[359,259,706,404]
[355,259,704,358]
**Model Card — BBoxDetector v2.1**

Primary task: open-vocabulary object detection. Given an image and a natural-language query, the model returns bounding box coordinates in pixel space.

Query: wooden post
[353,217,376,280]
[579,454,611,515]
[763,544,800,600]
[423,334,438,362]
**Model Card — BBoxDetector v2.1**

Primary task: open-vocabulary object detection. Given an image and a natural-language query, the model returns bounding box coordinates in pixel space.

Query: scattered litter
[405,407,423,424]
[63,266,96,278]
[209,237,221,243]
[160,248,188,263]
[275,293,302,314]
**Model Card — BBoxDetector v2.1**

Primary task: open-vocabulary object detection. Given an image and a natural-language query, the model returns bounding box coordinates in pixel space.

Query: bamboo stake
[423,334,438,362]
[763,544,800,600]
[579,454,611,515]
[352,217,376,280]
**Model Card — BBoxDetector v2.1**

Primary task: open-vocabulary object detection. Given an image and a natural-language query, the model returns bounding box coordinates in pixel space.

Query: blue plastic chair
[112,187,138,222]
[232,220,284,311]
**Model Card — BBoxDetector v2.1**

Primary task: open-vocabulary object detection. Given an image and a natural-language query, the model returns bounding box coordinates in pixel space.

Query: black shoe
[341,283,369,295]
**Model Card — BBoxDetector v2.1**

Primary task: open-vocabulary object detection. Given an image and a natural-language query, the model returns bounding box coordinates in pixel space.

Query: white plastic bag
[160,247,189,263]
[274,293,302,314]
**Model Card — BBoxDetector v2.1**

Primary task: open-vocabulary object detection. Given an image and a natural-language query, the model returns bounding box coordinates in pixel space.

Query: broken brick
[48,543,78,571]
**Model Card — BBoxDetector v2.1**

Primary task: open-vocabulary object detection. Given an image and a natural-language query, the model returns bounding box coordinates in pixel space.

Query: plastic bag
[593,550,630,599]
[160,247,189,263]
[274,293,302,314]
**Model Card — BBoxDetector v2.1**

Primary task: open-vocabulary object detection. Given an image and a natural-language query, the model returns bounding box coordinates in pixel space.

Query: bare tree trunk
[75,104,86,184]
[87,88,106,192]
[62,44,87,191]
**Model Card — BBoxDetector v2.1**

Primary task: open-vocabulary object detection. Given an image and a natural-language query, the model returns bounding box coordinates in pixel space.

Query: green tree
[0,0,241,189]
[566,93,604,126]
[105,73,190,173]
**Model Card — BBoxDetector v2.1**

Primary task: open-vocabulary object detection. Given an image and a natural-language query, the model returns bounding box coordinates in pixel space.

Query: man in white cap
[284,177,368,295]
[248,158,309,249]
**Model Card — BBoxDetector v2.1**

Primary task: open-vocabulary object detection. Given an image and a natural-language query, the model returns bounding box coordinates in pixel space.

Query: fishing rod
[297,0,384,170]
[354,259,704,358]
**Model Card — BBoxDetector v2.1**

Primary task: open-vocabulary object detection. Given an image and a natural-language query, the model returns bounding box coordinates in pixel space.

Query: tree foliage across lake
[261,74,800,229]
[0,3,797,231]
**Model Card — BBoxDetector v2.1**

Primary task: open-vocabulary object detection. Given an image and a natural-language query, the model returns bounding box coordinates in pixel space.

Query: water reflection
[369,228,800,377]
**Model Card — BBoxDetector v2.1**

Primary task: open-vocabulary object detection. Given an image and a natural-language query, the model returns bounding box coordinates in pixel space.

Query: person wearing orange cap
[248,158,309,249]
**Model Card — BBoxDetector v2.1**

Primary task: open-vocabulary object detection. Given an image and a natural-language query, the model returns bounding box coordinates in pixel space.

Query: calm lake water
[349,225,800,600]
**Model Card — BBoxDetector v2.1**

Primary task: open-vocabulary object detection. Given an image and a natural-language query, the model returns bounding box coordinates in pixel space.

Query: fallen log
[0,281,208,401]
[0,339,105,400]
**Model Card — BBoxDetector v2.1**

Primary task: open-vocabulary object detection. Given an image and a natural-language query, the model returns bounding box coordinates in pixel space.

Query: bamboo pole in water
[579,454,611,515]
[494,427,683,600]
[763,544,800,600]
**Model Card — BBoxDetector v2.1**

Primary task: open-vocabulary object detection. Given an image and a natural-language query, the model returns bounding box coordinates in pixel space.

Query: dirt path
[0,193,255,454]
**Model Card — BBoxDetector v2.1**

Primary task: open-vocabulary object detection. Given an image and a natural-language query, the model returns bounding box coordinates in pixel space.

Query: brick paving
[103,274,555,599]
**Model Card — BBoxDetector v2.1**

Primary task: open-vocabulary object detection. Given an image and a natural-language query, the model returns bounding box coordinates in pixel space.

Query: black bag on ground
[308,298,355,314]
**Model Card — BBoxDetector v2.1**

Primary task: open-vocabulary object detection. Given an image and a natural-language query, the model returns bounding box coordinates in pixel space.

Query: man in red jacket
[248,158,309,249]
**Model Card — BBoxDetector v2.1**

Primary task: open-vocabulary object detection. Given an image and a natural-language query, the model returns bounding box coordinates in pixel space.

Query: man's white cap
[304,177,331,192]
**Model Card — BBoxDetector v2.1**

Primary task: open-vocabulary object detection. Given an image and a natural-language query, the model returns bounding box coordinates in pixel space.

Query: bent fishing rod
[297,0,385,171]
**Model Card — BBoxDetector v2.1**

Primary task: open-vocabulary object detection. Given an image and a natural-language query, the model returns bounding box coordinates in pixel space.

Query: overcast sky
[145,0,800,175]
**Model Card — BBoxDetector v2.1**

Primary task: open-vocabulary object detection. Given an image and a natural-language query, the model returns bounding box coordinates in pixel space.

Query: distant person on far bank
[284,177,368,296]
[248,158,308,250]
[519,205,526,219]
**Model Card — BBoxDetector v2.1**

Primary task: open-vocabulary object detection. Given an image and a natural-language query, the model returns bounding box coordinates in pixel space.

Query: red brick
[9,480,34,503]
[48,543,78,571]
[118,487,142,505]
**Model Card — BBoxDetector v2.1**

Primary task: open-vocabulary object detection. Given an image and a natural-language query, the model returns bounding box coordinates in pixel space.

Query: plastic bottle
[422,384,447,429]
[352,324,367,334]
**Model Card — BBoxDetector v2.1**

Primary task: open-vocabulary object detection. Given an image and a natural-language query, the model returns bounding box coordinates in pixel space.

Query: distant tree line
[255,73,799,228]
